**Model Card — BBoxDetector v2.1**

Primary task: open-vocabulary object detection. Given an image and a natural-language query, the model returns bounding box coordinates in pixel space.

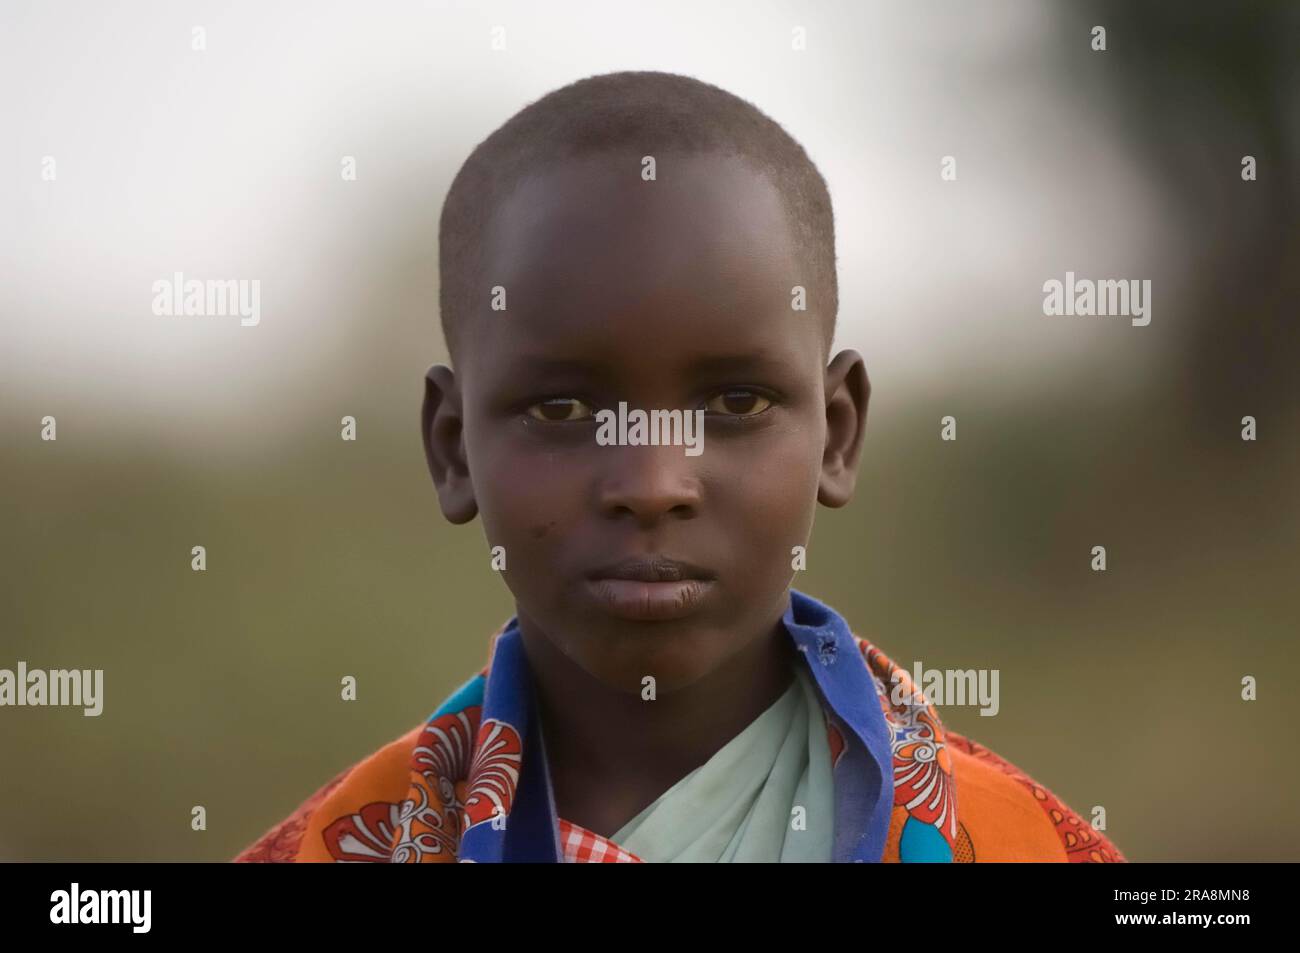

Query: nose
[596,442,703,526]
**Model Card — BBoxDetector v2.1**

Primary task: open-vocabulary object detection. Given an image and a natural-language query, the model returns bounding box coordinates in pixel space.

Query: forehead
[465,151,820,383]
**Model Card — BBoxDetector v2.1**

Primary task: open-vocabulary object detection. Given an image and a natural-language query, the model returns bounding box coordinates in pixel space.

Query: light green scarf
[611,664,834,862]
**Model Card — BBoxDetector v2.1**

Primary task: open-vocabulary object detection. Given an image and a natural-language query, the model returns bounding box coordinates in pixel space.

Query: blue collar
[459,588,897,863]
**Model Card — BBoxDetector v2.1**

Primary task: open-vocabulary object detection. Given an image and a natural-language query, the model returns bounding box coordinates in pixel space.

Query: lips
[585,556,715,584]
[584,556,716,621]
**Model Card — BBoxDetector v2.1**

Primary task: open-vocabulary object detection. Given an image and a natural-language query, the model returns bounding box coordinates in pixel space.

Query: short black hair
[438,70,838,364]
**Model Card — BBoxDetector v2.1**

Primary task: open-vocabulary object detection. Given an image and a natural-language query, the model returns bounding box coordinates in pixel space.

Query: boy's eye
[526,397,595,422]
[705,390,771,416]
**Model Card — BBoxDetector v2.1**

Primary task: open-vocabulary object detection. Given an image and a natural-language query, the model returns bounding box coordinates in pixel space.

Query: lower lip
[585,578,715,622]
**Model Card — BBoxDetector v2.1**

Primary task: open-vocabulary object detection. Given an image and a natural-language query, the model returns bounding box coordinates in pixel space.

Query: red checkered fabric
[558,818,645,863]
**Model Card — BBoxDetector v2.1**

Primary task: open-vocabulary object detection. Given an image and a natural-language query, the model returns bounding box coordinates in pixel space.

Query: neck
[516,608,797,836]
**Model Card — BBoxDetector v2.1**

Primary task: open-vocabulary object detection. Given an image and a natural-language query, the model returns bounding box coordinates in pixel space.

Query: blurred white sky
[1,0,1181,452]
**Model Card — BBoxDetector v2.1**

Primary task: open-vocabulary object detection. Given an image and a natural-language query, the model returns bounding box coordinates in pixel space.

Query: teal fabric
[610,664,834,862]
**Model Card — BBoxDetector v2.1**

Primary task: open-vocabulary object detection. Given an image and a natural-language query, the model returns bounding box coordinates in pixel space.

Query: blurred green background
[2,0,1297,861]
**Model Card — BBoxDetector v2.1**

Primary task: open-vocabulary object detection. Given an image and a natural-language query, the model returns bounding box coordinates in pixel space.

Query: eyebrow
[507,351,791,376]
[508,357,606,376]
[681,352,792,377]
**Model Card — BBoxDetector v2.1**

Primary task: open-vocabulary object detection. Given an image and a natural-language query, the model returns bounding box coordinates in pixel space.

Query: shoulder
[232,668,493,863]
[945,730,1126,862]
[232,723,426,863]
[846,630,1124,863]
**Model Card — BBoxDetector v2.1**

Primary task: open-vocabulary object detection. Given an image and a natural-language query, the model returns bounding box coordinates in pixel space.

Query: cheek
[472,442,586,564]
[718,429,821,544]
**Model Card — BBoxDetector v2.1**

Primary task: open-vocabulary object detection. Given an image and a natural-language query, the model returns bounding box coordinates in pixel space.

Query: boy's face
[424,151,868,694]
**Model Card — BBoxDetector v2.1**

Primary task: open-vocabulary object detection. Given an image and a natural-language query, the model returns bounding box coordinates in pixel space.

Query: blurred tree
[1066,1,1299,430]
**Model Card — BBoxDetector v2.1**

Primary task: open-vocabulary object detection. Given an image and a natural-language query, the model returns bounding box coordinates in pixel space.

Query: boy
[235,71,1124,863]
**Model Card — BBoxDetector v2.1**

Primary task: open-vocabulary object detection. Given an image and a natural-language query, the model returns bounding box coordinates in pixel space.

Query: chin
[582,632,724,696]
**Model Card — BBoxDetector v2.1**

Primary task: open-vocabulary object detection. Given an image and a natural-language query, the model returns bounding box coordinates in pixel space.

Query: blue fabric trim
[781,588,895,863]
[459,620,562,863]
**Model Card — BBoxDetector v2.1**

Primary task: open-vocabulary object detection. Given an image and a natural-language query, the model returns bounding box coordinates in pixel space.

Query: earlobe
[817,349,870,508]
[422,364,479,524]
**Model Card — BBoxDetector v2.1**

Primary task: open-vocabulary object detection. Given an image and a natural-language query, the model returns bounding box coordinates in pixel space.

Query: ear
[422,364,478,524]
[818,349,870,508]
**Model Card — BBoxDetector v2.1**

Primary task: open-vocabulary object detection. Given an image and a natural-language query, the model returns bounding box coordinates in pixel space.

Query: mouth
[584,556,717,622]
